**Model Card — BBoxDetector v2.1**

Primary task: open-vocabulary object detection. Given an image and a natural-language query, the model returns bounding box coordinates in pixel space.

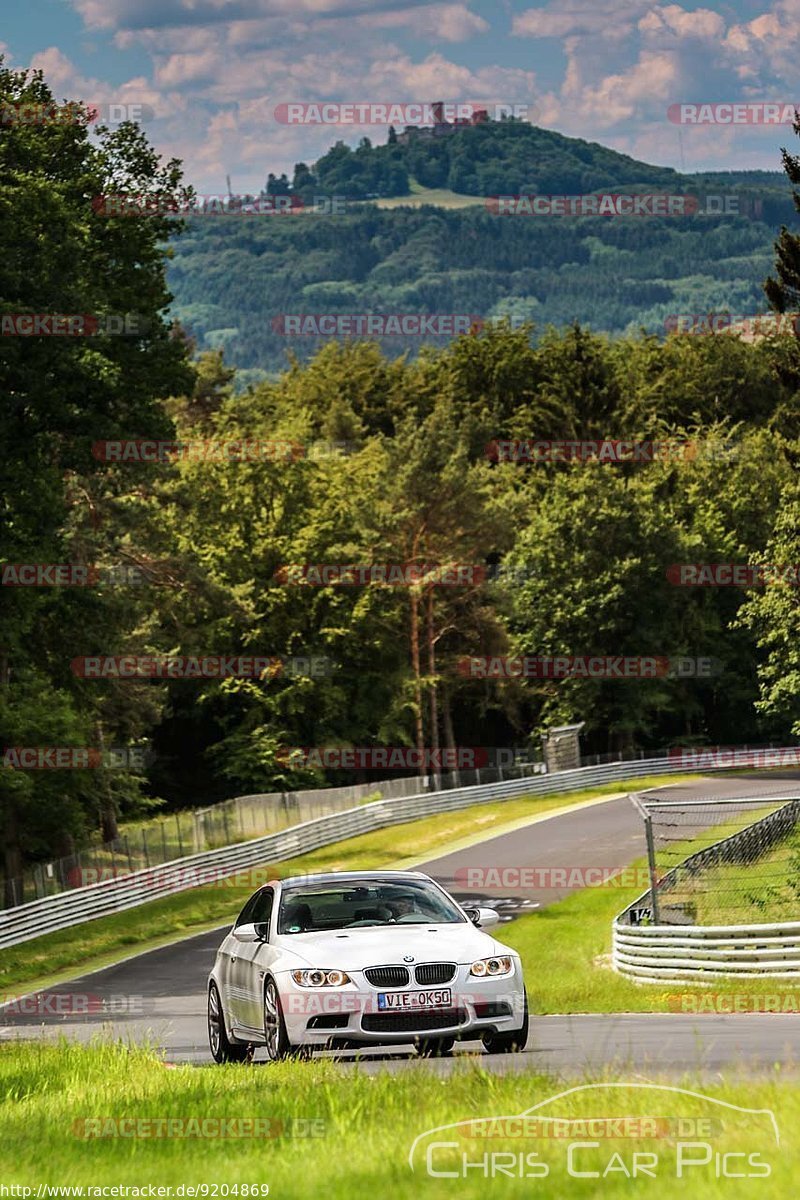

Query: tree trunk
[96,722,119,842]
[426,588,441,789]
[409,592,425,766]
[3,807,23,907]
[442,684,460,789]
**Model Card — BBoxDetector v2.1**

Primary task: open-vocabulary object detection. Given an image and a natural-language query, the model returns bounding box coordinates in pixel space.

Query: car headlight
[469,956,513,978]
[291,969,352,987]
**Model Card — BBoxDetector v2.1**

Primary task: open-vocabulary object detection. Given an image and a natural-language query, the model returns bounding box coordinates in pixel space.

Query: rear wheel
[208,982,253,1064]
[415,1037,455,1057]
[482,994,529,1055]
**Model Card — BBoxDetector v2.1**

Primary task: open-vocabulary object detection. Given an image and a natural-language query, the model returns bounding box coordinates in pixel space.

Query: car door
[225,891,264,1030]
[230,887,276,1036]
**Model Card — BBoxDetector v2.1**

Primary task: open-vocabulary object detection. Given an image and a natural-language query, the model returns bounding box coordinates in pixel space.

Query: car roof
[277,870,430,892]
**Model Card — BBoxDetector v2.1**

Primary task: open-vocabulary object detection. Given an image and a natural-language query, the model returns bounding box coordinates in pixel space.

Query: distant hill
[278,120,787,202]
[167,122,797,376]
[302,120,681,199]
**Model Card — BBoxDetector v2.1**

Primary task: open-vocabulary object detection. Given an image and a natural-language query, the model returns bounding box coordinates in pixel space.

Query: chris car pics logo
[408,1083,779,1181]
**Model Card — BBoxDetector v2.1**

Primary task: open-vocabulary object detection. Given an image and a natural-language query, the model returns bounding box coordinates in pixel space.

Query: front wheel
[482,994,529,1055]
[208,982,253,1064]
[263,978,293,1062]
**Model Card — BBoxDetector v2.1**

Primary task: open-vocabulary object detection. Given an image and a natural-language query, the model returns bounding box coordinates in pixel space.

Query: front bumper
[276,964,526,1045]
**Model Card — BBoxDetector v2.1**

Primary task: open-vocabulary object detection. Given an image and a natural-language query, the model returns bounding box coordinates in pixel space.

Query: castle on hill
[395,101,489,145]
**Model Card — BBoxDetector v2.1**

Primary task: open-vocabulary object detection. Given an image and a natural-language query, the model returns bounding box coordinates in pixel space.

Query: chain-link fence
[1,758,546,908]
[629,791,800,926]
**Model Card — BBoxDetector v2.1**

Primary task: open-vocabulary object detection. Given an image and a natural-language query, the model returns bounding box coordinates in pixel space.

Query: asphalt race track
[3,773,800,1075]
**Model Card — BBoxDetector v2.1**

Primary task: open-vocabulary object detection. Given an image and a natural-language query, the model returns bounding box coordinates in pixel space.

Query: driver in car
[389,893,419,920]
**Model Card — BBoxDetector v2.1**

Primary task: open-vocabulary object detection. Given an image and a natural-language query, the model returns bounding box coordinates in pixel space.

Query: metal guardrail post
[630,791,661,924]
[643,813,660,926]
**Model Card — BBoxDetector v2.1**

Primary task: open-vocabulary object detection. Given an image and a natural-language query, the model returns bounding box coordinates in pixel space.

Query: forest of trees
[7,60,800,891]
[170,195,798,375]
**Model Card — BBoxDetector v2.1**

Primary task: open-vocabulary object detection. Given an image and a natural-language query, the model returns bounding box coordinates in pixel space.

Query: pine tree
[765,113,800,312]
[764,112,800,388]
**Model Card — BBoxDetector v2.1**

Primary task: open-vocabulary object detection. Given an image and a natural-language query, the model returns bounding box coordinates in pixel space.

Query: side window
[234,892,261,929]
[251,888,274,932]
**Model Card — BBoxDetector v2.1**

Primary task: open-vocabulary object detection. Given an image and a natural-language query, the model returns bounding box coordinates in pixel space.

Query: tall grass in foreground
[0,1042,794,1198]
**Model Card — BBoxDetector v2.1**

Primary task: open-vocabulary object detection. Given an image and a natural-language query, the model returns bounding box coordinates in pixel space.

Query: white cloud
[513,0,647,40]
[561,50,679,127]
[638,5,724,41]
[28,47,170,118]
[70,0,438,33]
[361,4,488,42]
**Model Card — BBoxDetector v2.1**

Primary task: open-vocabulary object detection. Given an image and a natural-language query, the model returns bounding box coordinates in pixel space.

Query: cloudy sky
[3,0,799,192]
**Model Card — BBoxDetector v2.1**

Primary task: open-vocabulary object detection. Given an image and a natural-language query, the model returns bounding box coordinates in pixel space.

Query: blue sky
[2,1,799,192]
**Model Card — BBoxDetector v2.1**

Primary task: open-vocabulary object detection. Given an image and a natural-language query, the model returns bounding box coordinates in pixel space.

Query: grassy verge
[1,776,688,996]
[0,1041,791,1196]
[688,835,800,925]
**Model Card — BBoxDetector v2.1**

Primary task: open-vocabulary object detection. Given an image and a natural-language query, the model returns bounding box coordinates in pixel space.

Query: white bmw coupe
[207,870,528,1061]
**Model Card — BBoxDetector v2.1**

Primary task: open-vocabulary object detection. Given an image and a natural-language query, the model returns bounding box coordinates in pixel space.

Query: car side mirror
[234,921,269,943]
[465,906,500,929]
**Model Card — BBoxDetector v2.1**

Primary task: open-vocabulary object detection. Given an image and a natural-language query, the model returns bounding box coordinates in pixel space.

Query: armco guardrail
[0,752,769,950]
[614,795,800,980]
[613,920,800,979]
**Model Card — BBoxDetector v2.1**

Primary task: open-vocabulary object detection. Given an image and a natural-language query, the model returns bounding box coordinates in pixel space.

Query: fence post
[644,813,661,925]
[161,820,168,865]
[176,812,184,857]
[141,827,150,869]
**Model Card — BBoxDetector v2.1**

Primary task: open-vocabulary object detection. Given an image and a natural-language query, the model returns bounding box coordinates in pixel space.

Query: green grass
[3,777,688,996]
[371,180,486,209]
[687,836,800,925]
[0,1041,793,1196]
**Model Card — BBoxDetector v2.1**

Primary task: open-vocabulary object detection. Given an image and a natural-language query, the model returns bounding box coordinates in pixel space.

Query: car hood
[272,922,512,969]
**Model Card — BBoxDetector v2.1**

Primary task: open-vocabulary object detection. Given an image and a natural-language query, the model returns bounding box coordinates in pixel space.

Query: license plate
[377,989,451,1010]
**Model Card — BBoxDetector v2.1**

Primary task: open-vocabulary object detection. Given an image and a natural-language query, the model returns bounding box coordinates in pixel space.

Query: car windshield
[277,880,465,933]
